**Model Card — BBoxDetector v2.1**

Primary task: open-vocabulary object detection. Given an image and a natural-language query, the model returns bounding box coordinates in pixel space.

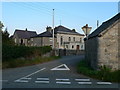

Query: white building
[55,26,85,50]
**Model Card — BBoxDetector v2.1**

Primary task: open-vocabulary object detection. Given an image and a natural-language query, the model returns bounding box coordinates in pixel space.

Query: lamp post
[82,24,92,39]
[81,24,92,65]
[52,9,55,49]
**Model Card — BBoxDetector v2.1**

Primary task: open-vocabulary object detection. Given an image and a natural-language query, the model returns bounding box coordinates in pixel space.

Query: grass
[2,56,60,69]
[77,60,120,83]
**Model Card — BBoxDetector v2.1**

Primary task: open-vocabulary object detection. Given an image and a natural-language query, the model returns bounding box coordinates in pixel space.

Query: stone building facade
[31,25,85,50]
[13,28,37,46]
[85,13,120,70]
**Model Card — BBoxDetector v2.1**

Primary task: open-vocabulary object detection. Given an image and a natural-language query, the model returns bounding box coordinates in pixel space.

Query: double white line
[75,79,92,85]
[35,78,49,84]
[56,79,71,84]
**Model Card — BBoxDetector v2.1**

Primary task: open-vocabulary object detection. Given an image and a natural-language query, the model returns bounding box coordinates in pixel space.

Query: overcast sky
[2,2,118,35]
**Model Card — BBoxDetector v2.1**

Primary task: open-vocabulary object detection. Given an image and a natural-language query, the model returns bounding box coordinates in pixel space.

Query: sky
[1,2,119,36]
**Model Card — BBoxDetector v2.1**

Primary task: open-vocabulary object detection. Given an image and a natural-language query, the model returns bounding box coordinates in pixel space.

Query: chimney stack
[25,28,27,31]
[46,26,52,33]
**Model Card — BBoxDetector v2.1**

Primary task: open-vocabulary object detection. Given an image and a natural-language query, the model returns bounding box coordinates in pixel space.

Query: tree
[0,21,4,31]
[0,21,14,45]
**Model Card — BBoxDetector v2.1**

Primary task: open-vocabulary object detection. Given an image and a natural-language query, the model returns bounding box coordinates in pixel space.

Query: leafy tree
[0,21,4,31]
[0,21,14,45]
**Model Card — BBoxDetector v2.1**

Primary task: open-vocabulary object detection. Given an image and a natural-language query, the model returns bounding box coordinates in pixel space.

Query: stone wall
[98,21,119,70]
[85,20,119,70]
[53,49,84,56]
[118,20,120,70]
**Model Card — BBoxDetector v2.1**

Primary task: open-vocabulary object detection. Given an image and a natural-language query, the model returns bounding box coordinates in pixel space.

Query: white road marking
[14,80,29,83]
[14,68,46,83]
[56,79,70,81]
[75,79,90,81]
[78,82,92,84]
[97,82,112,85]
[56,81,71,84]
[35,81,49,83]
[37,78,49,80]
[51,64,70,70]
[21,68,46,78]
[21,78,32,80]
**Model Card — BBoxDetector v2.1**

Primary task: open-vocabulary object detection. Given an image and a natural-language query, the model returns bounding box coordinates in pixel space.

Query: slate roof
[54,25,84,36]
[34,25,84,38]
[88,13,120,39]
[34,31,53,37]
[14,29,37,39]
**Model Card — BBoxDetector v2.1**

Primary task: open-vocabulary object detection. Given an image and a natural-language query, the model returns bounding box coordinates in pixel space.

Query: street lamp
[82,24,92,39]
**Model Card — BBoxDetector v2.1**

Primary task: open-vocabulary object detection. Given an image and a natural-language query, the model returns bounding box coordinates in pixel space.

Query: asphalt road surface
[2,55,119,88]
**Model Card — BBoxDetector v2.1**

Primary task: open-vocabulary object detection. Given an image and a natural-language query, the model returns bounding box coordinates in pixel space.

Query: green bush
[2,44,52,61]
[77,60,120,83]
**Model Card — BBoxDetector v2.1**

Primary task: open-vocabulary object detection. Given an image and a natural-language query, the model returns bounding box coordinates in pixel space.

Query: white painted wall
[56,33,85,50]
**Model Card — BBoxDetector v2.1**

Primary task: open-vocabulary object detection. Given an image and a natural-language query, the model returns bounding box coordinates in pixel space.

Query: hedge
[2,44,52,61]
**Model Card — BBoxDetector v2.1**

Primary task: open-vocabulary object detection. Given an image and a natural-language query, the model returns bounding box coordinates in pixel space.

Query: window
[49,38,53,42]
[20,39,23,45]
[72,45,74,49]
[14,38,17,43]
[31,38,33,41]
[80,38,82,43]
[81,45,83,49]
[66,45,68,49]
[73,37,75,41]
[69,37,71,41]
[60,36,63,45]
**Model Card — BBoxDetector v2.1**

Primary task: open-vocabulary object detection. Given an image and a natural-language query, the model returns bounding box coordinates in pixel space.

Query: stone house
[85,13,120,70]
[30,27,57,47]
[31,25,85,50]
[13,28,37,46]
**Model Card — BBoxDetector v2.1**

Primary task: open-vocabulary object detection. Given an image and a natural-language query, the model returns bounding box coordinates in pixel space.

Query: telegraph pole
[52,9,55,49]
[60,20,61,25]
[97,20,99,28]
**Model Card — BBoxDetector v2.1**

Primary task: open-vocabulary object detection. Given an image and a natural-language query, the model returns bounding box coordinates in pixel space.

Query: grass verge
[2,56,60,69]
[77,60,120,83]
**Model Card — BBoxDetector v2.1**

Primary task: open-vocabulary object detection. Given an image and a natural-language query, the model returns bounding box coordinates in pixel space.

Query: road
[2,55,119,88]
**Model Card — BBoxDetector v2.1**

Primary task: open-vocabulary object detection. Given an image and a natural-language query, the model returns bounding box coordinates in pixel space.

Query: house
[85,13,120,70]
[30,26,57,47]
[31,25,85,50]
[54,25,85,50]
[13,28,37,46]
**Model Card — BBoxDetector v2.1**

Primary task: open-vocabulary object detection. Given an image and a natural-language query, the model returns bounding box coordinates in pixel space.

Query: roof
[88,13,120,39]
[34,31,53,37]
[14,29,37,39]
[33,25,84,38]
[54,25,84,36]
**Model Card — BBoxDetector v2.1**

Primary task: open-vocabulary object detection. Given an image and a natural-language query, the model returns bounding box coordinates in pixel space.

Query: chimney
[25,28,27,31]
[72,29,76,32]
[46,26,52,32]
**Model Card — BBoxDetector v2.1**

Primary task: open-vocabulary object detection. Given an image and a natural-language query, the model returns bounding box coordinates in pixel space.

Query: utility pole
[52,9,55,49]
[60,20,61,25]
[97,20,99,28]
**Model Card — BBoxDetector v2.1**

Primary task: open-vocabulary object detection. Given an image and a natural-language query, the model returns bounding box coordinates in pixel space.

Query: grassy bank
[2,56,60,69]
[77,60,120,83]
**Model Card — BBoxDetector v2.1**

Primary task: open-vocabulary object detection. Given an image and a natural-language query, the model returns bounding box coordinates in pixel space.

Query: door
[76,45,80,50]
